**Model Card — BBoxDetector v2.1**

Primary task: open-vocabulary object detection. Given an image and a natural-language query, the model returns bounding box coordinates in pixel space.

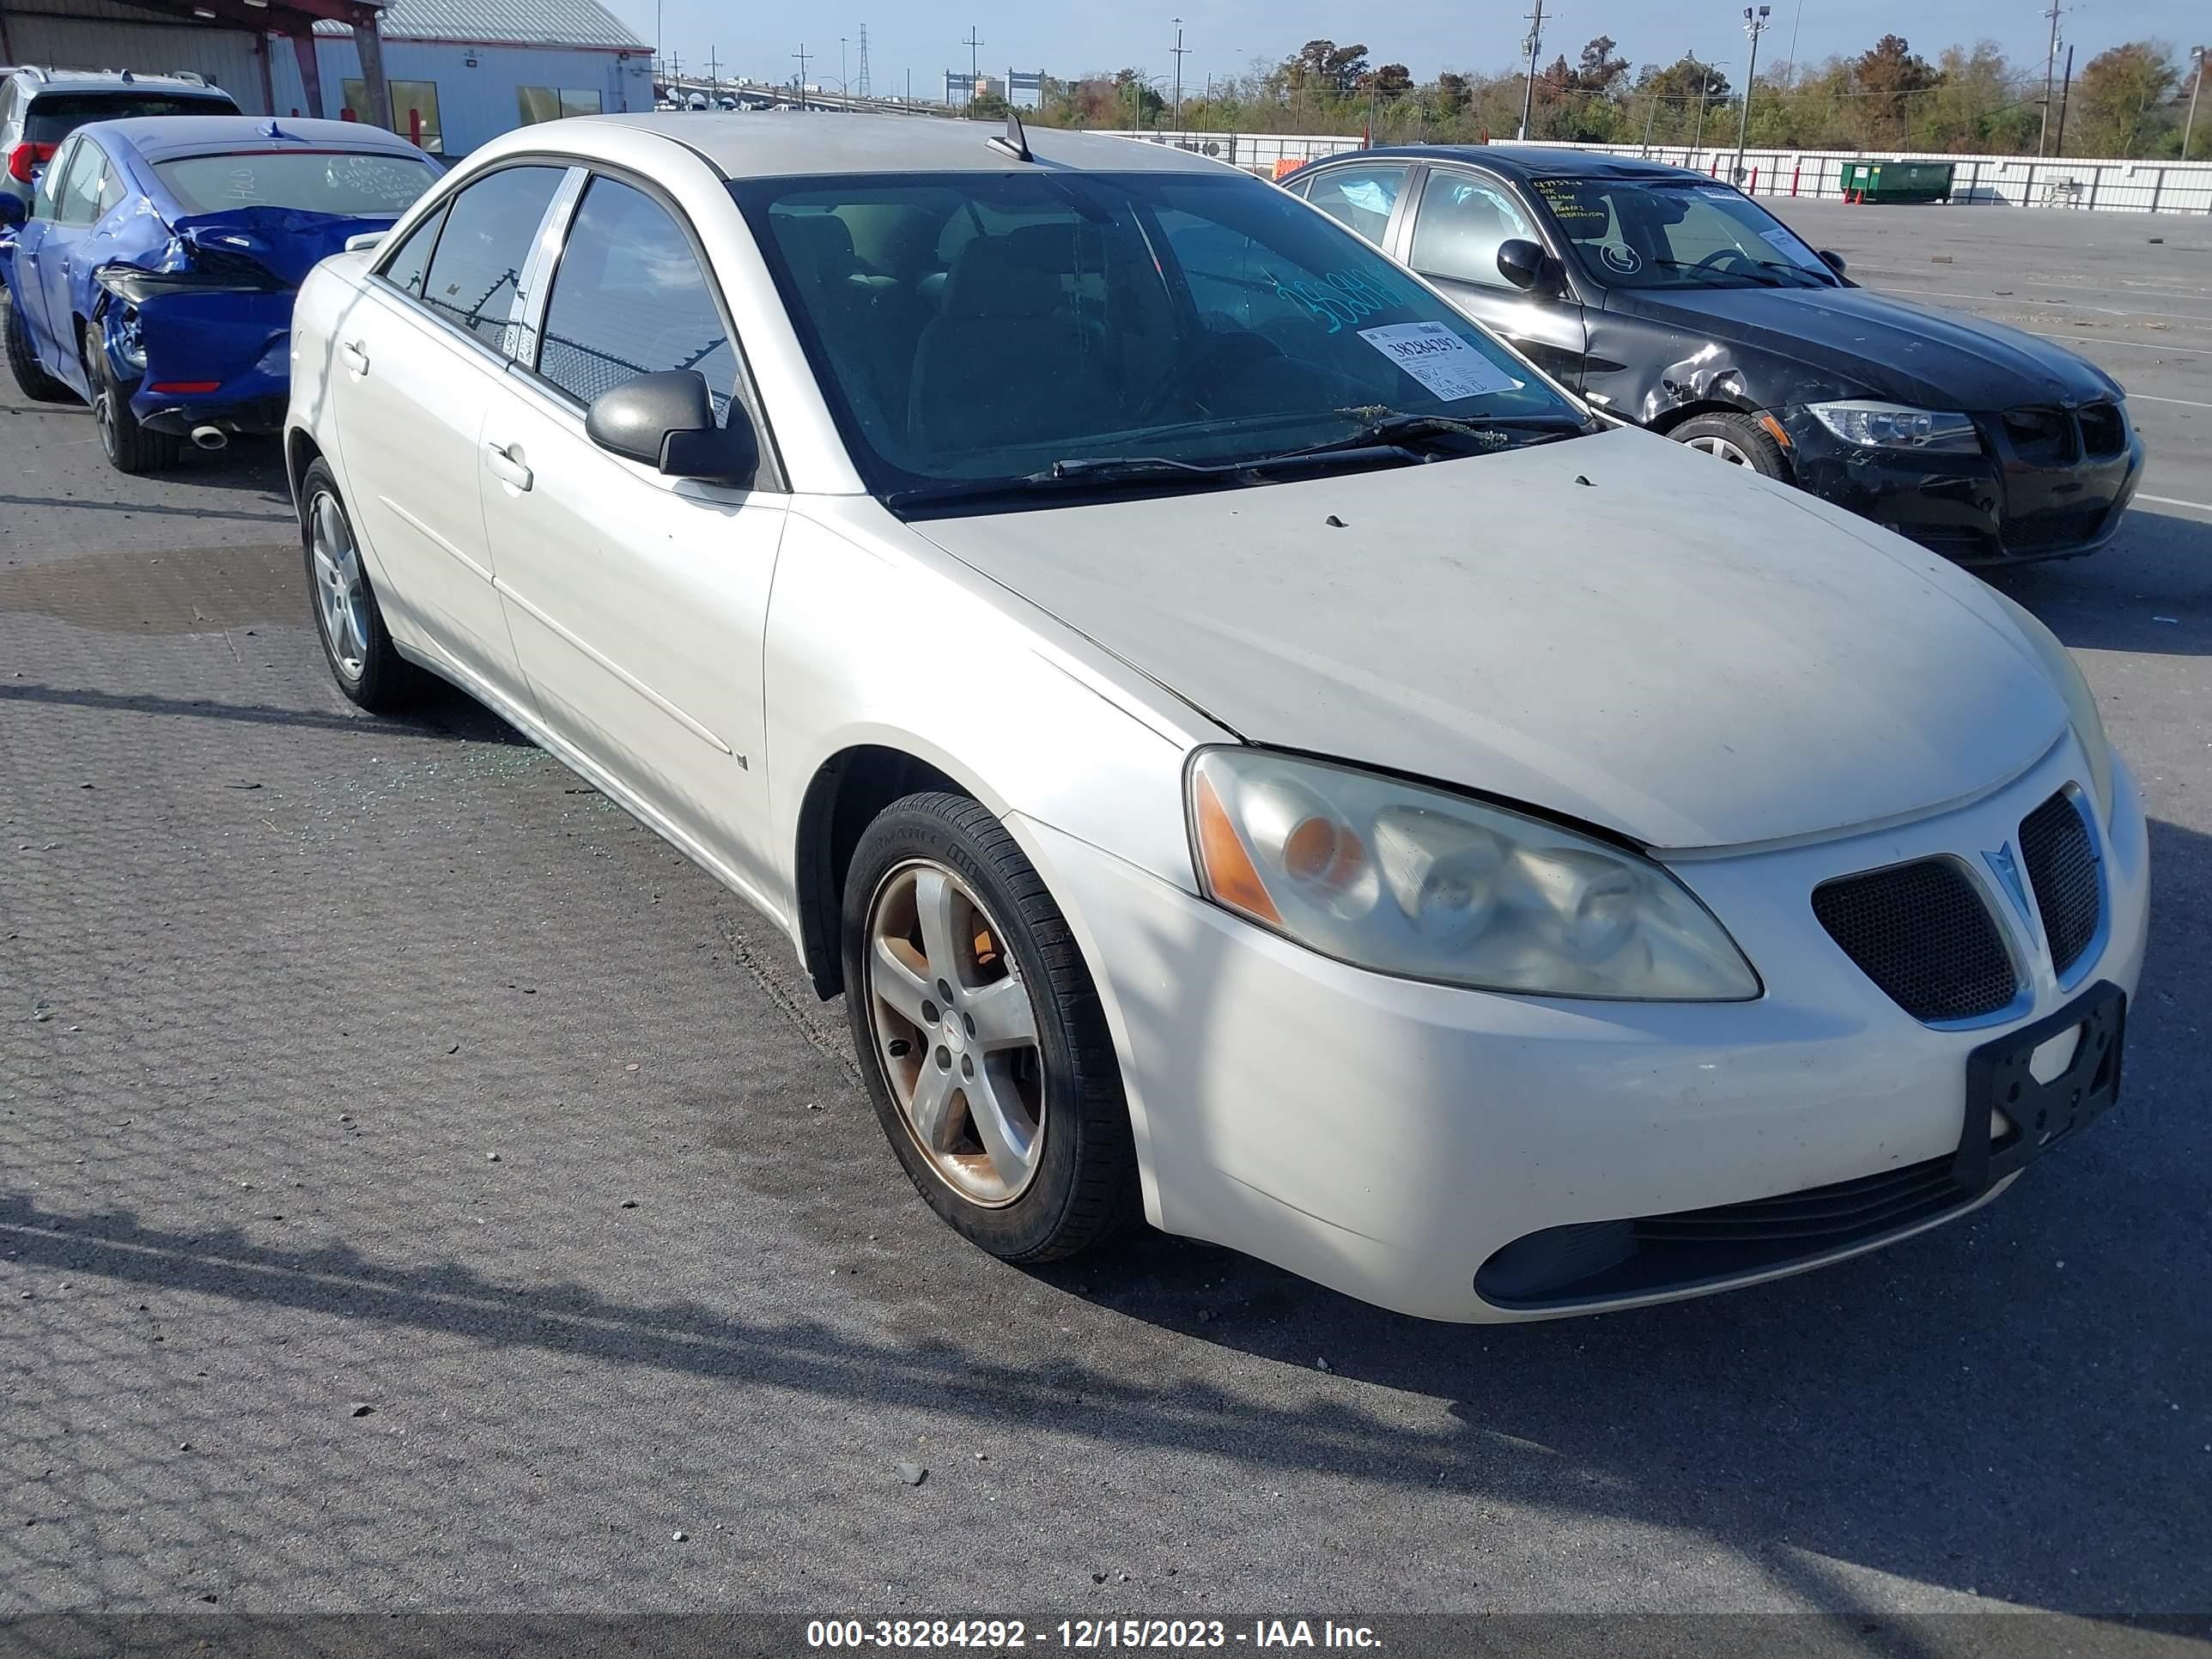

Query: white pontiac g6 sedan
[284,113,2148,1322]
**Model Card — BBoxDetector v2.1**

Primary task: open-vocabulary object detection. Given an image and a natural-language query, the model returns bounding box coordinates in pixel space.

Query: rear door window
[1298,162,1410,246]
[54,140,106,227]
[415,164,566,350]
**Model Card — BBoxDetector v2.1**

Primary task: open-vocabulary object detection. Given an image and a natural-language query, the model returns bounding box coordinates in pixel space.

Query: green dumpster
[1840,160,1955,204]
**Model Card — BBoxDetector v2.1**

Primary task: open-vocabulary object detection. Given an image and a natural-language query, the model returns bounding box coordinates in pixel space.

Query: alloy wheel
[1686,434,1753,466]
[863,859,1046,1206]
[93,388,118,463]
[309,490,372,680]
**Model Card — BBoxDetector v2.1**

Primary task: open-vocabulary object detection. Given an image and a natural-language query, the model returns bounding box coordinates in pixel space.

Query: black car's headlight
[1188,749,1759,1001]
[1806,399,1981,453]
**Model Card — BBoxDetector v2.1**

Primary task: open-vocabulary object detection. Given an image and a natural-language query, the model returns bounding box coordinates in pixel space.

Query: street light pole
[1732,6,1770,185]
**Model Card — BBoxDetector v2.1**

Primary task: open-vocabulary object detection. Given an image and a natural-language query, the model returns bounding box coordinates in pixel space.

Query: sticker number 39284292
[1356,321,1525,403]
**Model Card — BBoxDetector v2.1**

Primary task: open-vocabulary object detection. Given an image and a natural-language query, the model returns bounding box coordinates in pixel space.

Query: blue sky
[606,1,2206,99]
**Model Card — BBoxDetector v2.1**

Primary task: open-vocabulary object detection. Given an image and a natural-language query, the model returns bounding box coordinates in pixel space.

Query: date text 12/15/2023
[805,1618,1383,1650]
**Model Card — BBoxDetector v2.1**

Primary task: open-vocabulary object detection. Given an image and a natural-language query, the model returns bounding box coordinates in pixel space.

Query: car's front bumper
[1020,739,2148,1323]
[1778,404,2145,566]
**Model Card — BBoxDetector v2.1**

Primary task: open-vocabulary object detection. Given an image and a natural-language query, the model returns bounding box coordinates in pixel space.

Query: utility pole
[1170,19,1188,131]
[793,42,811,109]
[963,24,983,111]
[1732,6,1770,185]
[655,0,664,92]
[2186,46,2206,161]
[2053,44,2075,156]
[2036,0,2063,157]
[707,46,719,105]
[1691,52,1718,151]
[1640,87,1657,155]
[1516,0,1544,141]
[839,37,848,94]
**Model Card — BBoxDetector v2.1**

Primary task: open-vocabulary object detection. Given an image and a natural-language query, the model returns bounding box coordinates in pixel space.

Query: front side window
[1410,172,1539,290]
[1533,176,1837,290]
[153,150,439,216]
[416,165,566,349]
[534,175,732,416]
[518,88,605,125]
[343,79,443,153]
[1297,162,1410,246]
[735,169,1583,506]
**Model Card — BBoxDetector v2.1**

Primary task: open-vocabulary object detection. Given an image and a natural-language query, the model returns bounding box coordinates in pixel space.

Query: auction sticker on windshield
[1358,321,1523,402]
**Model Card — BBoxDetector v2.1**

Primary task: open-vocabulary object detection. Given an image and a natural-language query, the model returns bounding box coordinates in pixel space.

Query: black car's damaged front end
[1772,397,2144,566]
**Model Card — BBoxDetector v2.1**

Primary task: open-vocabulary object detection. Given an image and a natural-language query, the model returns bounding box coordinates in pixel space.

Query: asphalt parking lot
[3,200,2209,1635]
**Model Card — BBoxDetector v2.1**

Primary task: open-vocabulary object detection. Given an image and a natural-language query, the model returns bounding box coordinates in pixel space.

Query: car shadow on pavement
[1988,507,2212,658]
[0,679,527,745]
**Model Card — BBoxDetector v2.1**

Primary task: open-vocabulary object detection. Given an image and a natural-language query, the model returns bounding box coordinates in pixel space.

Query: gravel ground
[2,201,2209,1635]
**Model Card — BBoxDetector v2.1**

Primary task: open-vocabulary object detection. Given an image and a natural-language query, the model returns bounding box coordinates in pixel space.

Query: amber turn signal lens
[1193,771,1282,926]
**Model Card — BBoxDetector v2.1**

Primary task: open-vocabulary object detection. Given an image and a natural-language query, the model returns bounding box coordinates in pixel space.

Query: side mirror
[1818,249,1847,277]
[343,230,385,253]
[0,194,25,232]
[586,369,757,488]
[1495,237,1555,294]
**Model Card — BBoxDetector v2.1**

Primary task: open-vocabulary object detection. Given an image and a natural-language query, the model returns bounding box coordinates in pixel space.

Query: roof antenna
[988,108,1034,163]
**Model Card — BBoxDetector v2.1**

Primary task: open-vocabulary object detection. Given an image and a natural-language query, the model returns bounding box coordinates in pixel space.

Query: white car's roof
[570,112,1227,179]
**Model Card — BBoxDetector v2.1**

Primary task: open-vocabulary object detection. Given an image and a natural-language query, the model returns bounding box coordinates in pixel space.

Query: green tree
[2070,41,2180,156]
[1852,34,1941,146]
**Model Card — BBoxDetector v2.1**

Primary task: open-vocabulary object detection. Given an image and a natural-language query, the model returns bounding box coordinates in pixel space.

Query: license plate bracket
[1955,980,2125,1193]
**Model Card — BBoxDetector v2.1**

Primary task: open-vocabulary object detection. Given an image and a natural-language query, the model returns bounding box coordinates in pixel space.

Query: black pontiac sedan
[1285,146,2144,564]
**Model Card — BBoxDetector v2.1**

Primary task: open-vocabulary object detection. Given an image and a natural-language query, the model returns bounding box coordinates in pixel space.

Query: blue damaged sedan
[0,115,439,472]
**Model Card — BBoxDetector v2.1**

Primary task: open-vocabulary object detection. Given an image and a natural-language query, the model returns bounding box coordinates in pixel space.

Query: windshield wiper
[1258,408,1593,465]
[1642,258,1784,289]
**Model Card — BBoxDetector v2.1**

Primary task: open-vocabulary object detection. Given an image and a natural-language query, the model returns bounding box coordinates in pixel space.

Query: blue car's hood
[130,205,402,290]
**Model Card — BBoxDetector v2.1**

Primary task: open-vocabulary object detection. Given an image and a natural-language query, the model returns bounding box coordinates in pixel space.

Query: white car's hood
[915,427,2065,849]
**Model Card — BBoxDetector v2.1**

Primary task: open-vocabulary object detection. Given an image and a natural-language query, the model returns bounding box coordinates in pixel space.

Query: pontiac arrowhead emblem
[1983,842,2033,927]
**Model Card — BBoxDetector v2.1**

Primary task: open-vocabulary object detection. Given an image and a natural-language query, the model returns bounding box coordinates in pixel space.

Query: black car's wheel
[88,336,179,474]
[1671,411,1791,481]
[842,792,1142,1263]
[3,295,75,404]
[299,458,424,712]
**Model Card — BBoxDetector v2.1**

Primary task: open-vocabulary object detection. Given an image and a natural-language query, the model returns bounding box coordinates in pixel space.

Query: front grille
[2020,791,2101,974]
[2001,407,2076,465]
[2005,504,2110,554]
[1812,860,2018,1023]
[2077,402,2126,458]
[1475,1156,1971,1308]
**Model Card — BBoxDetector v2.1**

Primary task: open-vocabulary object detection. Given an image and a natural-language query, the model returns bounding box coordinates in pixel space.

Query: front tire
[3,294,73,404]
[842,792,1141,1263]
[1671,410,1791,480]
[88,337,179,475]
[300,458,422,713]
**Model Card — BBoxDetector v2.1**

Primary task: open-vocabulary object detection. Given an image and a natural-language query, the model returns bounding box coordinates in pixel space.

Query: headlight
[1806,399,1981,453]
[1984,588,2116,828]
[1188,749,1759,1000]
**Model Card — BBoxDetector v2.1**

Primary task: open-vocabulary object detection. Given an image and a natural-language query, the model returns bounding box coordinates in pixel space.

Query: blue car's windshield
[1532,175,1840,290]
[153,150,439,217]
[730,169,1585,502]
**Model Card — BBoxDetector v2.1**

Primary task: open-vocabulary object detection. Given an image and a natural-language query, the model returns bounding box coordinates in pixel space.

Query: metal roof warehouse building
[0,0,653,156]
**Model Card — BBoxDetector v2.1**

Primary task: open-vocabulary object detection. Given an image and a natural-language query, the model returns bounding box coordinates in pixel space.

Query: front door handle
[340,340,369,374]
[484,442,533,492]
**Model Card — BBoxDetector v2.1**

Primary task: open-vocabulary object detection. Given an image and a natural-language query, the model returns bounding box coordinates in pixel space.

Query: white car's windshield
[1532,176,1840,291]
[731,169,1589,507]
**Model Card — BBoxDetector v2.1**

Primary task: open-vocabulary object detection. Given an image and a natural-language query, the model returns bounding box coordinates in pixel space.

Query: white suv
[0,66,237,220]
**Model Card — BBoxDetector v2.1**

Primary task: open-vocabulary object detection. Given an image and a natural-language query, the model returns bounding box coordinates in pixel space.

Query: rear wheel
[88,335,179,475]
[3,294,73,404]
[300,458,423,713]
[842,792,1141,1263]
[1671,410,1790,481]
